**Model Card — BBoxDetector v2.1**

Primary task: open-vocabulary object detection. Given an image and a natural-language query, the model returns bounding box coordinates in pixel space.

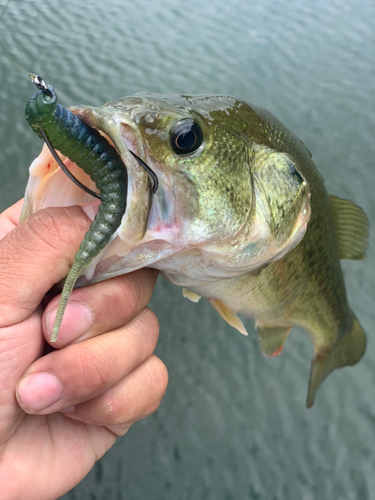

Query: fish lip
[70,104,152,247]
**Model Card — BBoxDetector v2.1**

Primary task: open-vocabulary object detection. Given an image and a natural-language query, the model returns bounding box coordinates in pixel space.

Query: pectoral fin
[257,324,291,357]
[306,311,366,408]
[330,195,369,260]
[182,288,201,303]
[208,299,248,336]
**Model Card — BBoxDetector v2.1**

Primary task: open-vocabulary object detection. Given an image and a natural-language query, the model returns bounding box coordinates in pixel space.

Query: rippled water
[0,0,374,498]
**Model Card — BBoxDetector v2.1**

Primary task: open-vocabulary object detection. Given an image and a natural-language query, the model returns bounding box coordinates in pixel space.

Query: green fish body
[21,94,369,406]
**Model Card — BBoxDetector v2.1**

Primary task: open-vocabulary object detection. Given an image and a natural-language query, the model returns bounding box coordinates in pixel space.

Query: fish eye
[171,119,203,155]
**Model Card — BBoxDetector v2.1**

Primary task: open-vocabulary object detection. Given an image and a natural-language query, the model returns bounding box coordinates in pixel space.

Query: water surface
[0,0,374,498]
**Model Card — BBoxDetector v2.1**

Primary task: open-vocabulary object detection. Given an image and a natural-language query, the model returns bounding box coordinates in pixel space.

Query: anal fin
[306,311,366,408]
[208,299,248,336]
[257,325,291,357]
[330,195,369,260]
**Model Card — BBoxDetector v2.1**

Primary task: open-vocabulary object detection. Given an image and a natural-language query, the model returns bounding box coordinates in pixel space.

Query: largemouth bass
[21,94,369,407]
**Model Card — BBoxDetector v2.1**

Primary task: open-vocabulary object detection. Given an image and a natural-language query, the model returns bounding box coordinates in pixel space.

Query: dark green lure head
[25,86,57,138]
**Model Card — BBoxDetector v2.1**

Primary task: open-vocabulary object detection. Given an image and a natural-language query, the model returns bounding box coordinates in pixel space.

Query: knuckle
[0,238,22,286]
[113,278,141,319]
[131,268,158,300]
[33,207,88,254]
[29,206,89,250]
[73,355,168,426]
[132,308,160,349]
[6,207,86,267]
[22,208,66,253]
[141,355,169,407]
[75,344,112,393]
[109,269,158,322]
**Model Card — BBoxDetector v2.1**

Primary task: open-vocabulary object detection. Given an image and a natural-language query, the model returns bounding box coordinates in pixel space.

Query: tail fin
[306,312,366,408]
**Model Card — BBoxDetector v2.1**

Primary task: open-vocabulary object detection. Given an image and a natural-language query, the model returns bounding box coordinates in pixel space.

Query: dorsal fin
[330,195,369,260]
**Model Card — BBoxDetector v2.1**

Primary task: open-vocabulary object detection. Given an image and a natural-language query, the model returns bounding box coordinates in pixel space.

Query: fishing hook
[31,75,54,98]
[130,150,159,194]
[39,128,103,200]
[32,76,158,197]
[30,75,101,199]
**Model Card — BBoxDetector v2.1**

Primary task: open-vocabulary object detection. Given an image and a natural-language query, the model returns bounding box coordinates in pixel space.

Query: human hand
[0,200,168,500]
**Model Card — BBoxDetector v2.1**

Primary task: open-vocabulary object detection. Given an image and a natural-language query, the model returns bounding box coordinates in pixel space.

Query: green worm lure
[25,76,128,342]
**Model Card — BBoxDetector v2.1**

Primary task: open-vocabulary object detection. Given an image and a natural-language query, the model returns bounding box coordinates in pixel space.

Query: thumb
[0,206,92,328]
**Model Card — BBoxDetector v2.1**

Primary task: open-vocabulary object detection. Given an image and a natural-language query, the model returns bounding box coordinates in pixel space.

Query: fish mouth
[21,103,186,285]
[21,105,153,249]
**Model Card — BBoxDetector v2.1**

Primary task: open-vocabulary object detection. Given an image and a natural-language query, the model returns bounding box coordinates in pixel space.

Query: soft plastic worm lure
[25,77,128,342]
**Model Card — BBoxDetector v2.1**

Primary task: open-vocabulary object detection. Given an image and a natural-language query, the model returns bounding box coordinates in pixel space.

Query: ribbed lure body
[25,88,128,341]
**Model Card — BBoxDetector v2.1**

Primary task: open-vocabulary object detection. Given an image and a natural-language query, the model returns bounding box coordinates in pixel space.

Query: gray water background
[0,0,374,498]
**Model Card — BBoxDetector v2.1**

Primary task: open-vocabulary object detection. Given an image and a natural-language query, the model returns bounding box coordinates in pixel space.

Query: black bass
[21,94,369,407]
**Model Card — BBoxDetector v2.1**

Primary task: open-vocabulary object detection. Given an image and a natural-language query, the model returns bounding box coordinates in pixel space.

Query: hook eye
[31,74,54,98]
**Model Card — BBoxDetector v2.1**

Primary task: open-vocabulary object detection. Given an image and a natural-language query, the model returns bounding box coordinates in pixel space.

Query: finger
[42,268,159,346]
[0,206,92,328]
[0,310,44,444]
[63,355,168,435]
[16,308,159,415]
[0,199,24,240]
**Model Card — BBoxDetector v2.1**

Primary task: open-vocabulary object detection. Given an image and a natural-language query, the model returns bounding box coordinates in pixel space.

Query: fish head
[21,94,311,287]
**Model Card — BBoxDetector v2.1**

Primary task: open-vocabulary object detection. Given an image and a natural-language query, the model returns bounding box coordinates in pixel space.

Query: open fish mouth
[20,102,190,285]
[20,104,156,280]
[22,106,152,244]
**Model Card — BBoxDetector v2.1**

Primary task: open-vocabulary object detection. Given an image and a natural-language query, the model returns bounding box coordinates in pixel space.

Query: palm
[6,414,115,497]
